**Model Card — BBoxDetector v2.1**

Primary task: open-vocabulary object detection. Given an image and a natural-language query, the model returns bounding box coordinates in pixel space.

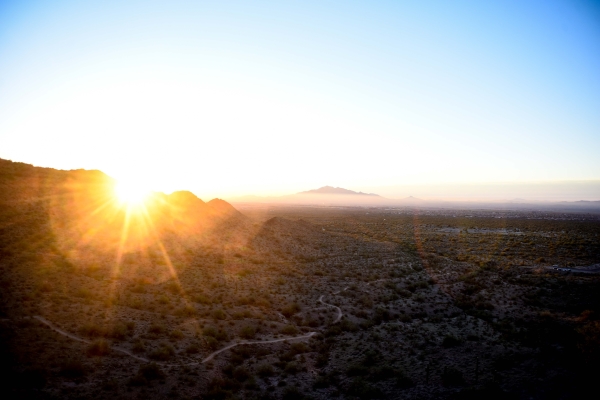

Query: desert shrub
[373,308,390,324]
[205,336,219,349]
[87,339,110,356]
[138,363,165,380]
[255,297,271,308]
[282,386,306,400]
[149,343,175,361]
[233,366,250,382]
[208,376,241,393]
[80,323,105,337]
[290,342,308,354]
[442,335,462,348]
[346,378,384,399]
[186,343,200,354]
[127,374,148,387]
[132,340,145,353]
[59,359,86,378]
[130,284,145,294]
[232,344,255,360]
[37,282,52,293]
[244,377,259,390]
[285,362,300,374]
[148,323,165,334]
[166,281,179,294]
[358,296,373,308]
[395,370,415,388]
[194,294,211,304]
[361,350,380,367]
[203,326,228,341]
[281,325,298,335]
[346,364,369,377]
[399,313,412,323]
[303,317,319,327]
[212,309,227,320]
[370,365,396,381]
[176,306,197,317]
[203,326,218,337]
[75,288,92,299]
[109,322,131,339]
[441,366,465,386]
[239,325,256,339]
[170,329,184,339]
[281,303,301,318]
[257,363,274,377]
[158,295,170,304]
[340,320,358,332]
[102,378,118,391]
[313,374,332,388]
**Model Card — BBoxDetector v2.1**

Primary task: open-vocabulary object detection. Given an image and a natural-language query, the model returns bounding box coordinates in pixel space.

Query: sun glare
[114,180,150,206]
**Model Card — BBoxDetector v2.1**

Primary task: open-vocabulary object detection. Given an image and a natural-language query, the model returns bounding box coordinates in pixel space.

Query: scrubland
[1,161,600,399]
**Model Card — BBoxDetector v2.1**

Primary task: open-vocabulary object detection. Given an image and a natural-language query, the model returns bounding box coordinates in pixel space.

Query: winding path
[318,295,343,324]
[199,332,316,364]
[27,284,357,366]
[34,316,152,363]
[31,309,320,366]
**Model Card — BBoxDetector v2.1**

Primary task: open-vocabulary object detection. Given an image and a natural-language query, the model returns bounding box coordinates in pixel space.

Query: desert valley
[0,159,599,399]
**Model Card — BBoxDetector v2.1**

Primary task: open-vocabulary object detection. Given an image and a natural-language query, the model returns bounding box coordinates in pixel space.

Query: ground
[1,204,600,399]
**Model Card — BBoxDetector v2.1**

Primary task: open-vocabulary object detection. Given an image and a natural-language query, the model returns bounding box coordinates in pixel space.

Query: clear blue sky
[0,0,599,198]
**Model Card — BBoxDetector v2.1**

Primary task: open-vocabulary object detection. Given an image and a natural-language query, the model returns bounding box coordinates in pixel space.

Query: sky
[1,0,599,200]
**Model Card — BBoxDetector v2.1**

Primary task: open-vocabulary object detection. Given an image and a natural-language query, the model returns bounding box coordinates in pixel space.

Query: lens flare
[114,180,150,205]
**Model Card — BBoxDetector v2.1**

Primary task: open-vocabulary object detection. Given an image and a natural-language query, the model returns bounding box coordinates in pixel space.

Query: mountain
[298,186,381,196]
[229,187,430,207]
[0,158,247,279]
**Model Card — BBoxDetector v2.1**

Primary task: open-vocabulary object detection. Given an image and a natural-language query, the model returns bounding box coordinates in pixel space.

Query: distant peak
[298,186,380,197]
[399,196,425,203]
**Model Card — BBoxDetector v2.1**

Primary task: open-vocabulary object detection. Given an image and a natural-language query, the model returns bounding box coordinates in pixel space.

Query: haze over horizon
[1,0,599,200]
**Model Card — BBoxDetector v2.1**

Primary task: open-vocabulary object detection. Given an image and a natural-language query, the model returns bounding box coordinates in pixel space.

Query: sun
[114,180,150,206]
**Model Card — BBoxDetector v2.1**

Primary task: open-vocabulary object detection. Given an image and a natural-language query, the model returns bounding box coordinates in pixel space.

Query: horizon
[5,156,600,203]
[1,1,599,198]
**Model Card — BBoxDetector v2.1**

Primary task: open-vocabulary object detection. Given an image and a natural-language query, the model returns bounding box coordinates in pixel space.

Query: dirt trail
[31,307,319,365]
[199,332,316,364]
[34,316,152,363]
[318,295,343,323]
